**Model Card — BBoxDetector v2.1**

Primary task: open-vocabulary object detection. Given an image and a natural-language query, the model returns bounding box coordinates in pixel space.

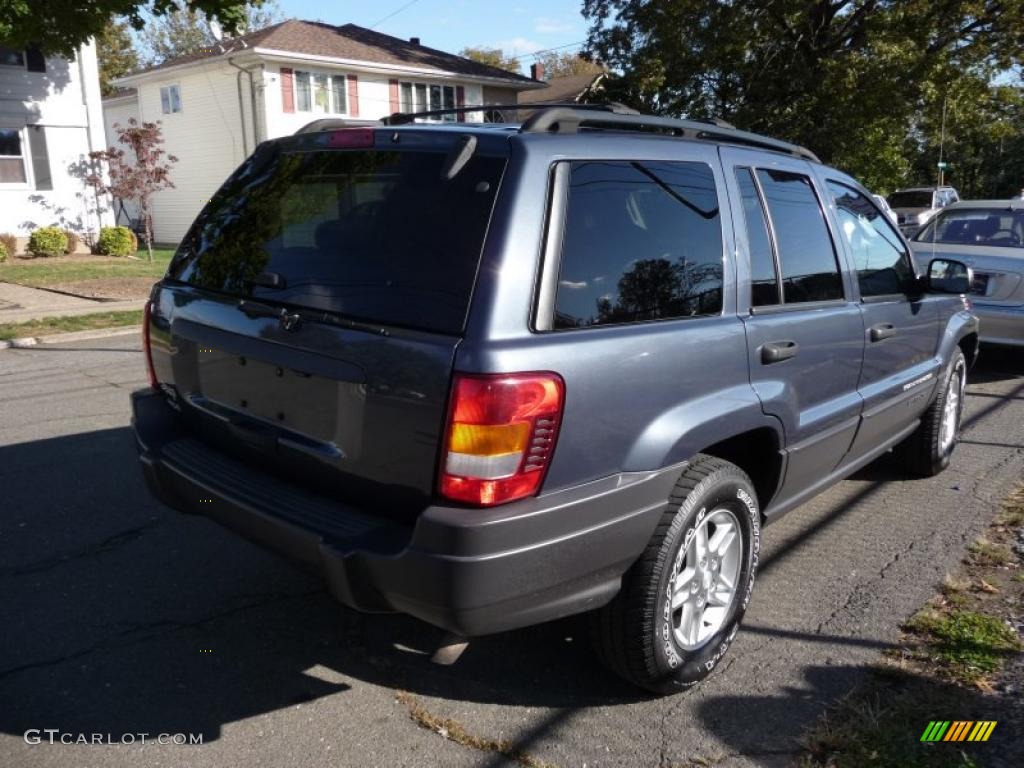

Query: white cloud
[559,280,588,290]
[493,36,544,56]
[535,17,576,34]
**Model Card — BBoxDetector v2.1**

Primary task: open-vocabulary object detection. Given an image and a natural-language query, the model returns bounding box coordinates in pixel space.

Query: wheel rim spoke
[709,523,736,556]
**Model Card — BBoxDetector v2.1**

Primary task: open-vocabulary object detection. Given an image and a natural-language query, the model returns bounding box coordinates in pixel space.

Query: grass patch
[906,609,1020,683]
[966,538,1013,567]
[0,249,173,287]
[395,691,555,768]
[0,309,143,340]
[997,487,1024,527]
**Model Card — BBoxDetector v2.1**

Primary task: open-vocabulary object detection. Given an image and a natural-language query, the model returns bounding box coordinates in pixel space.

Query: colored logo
[920,721,996,742]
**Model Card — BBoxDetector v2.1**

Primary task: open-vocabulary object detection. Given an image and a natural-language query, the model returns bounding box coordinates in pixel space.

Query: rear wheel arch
[698,427,783,514]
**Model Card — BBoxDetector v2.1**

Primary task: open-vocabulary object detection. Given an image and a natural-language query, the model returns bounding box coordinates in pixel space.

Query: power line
[368,0,423,30]
[519,40,588,60]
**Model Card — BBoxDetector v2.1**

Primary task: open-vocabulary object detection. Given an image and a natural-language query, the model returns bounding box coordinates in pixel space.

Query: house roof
[102,86,137,102]
[518,72,606,104]
[125,20,540,87]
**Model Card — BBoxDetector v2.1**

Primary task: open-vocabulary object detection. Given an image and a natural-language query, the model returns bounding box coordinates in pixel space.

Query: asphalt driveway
[0,337,1021,767]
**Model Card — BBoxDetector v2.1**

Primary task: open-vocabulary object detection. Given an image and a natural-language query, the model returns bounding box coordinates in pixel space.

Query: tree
[534,51,603,79]
[0,1,267,58]
[459,47,522,74]
[140,1,281,66]
[582,1,1024,191]
[86,119,178,262]
[96,19,139,96]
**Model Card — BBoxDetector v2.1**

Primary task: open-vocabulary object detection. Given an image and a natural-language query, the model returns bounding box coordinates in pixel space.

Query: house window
[0,46,25,67]
[160,84,182,114]
[0,128,27,184]
[399,81,456,121]
[293,70,349,115]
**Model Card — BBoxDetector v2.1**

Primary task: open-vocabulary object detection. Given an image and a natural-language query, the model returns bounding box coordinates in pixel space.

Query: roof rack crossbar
[519,108,820,163]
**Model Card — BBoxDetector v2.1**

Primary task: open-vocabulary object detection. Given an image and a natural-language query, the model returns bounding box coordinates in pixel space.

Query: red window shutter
[280,68,294,113]
[389,79,400,114]
[347,74,359,117]
[456,85,465,122]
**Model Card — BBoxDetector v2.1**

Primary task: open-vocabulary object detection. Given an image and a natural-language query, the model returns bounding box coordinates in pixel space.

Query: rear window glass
[168,146,506,334]
[914,207,1024,248]
[553,160,723,329]
[887,191,933,209]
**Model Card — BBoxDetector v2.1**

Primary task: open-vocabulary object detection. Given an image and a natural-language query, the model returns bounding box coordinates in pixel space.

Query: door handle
[869,323,896,342]
[761,340,799,364]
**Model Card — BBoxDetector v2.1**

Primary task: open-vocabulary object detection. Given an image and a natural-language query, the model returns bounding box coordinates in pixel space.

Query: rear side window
[169,146,505,335]
[553,160,723,329]
[756,169,843,303]
[827,180,914,297]
[735,168,780,306]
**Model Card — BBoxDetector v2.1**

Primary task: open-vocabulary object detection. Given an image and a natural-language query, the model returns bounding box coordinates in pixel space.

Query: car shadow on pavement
[695,662,1021,766]
[0,428,644,745]
[969,345,1024,385]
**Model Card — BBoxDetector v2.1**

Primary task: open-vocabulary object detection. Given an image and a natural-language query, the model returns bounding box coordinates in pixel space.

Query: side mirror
[924,258,973,294]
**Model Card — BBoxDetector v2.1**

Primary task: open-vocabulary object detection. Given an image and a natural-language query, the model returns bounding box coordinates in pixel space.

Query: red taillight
[327,128,375,148]
[142,301,158,390]
[439,372,565,506]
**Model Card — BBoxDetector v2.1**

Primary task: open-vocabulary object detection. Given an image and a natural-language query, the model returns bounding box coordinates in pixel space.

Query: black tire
[897,349,967,477]
[590,454,760,694]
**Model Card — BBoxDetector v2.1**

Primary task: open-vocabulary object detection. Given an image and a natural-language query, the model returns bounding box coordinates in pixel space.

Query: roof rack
[520,108,820,163]
[367,102,820,163]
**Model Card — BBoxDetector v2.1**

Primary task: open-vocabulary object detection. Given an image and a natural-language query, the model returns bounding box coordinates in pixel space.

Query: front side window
[756,169,843,303]
[160,84,182,114]
[0,46,24,67]
[828,180,914,297]
[0,128,27,183]
[553,160,723,329]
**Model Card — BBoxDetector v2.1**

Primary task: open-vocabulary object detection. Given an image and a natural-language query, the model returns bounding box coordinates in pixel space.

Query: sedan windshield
[913,208,1024,248]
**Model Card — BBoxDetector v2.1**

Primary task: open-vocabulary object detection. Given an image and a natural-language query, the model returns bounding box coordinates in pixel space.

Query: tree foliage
[583,0,1024,193]
[0,1,267,58]
[139,1,281,66]
[534,51,604,79]
[86,119,178,261]
[96,19,139,96]
[459,46,522,74]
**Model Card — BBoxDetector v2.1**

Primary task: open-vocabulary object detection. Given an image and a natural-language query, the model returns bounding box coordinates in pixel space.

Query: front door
[816,175,941,459]
[721,148,865,514]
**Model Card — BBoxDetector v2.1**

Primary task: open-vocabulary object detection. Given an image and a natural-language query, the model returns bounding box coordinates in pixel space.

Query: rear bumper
[974,302,1024,347]
[132,389,676,636]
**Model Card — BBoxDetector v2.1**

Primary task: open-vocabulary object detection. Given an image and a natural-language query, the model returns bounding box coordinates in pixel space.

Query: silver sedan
[910,200,1024,347]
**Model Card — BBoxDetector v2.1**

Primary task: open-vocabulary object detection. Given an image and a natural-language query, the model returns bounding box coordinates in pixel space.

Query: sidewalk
[0,282,146,324]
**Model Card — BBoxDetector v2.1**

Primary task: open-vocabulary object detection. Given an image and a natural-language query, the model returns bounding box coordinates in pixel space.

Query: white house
[105,20,543,244]
[0,40,111,248]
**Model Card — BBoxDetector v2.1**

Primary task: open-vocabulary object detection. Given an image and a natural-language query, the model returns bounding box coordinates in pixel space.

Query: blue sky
[274,0,590,72]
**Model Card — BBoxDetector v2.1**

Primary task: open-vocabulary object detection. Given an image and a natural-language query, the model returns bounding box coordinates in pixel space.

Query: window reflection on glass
[313,74,330,114]
[827,180,914,297]
[399,82,413,112]
[331,77,347,114]
[295,71,311,111]
[0,47,25,67]
[735,168,780,306]
[0,128,26,183]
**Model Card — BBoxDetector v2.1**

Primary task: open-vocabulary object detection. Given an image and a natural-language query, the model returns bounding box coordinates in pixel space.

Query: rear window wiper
[237,299,389,337]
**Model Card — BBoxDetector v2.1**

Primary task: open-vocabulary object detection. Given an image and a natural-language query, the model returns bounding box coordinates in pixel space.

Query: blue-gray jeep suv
[132,104,979,693]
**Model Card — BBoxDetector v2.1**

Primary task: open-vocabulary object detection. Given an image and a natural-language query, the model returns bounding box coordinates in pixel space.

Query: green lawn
[0,310,144,341]
[0,249,175,287]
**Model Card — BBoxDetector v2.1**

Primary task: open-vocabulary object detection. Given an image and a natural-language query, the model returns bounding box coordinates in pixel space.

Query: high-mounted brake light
[142,301,158,390]
[439,372,565,506]
[327,128,375,149]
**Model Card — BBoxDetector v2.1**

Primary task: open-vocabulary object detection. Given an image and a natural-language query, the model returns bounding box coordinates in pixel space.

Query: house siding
[133,64,252,244]
[0,41,110,240]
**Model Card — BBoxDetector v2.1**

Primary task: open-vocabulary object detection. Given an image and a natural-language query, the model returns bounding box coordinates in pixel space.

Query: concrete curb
[0,325,140,350]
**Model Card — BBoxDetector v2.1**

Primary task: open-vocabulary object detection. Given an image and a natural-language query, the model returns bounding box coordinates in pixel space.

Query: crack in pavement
[0,520,161,580]
[0,588,323,684]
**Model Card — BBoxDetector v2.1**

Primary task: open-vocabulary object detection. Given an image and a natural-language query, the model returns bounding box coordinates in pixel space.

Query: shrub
[0,242,7,263]
[62,229,80,254]
[0,232,17,257]
[97,226,136,257]
[28,226,68,258]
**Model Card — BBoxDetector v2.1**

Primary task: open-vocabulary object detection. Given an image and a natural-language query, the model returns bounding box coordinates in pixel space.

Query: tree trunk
[143,203,153,262]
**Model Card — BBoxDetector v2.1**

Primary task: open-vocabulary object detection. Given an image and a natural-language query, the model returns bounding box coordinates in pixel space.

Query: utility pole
[937,96,947,187]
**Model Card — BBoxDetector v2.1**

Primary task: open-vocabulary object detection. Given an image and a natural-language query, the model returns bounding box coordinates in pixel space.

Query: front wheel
[590,455,760,694]
[897,349,967,477]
